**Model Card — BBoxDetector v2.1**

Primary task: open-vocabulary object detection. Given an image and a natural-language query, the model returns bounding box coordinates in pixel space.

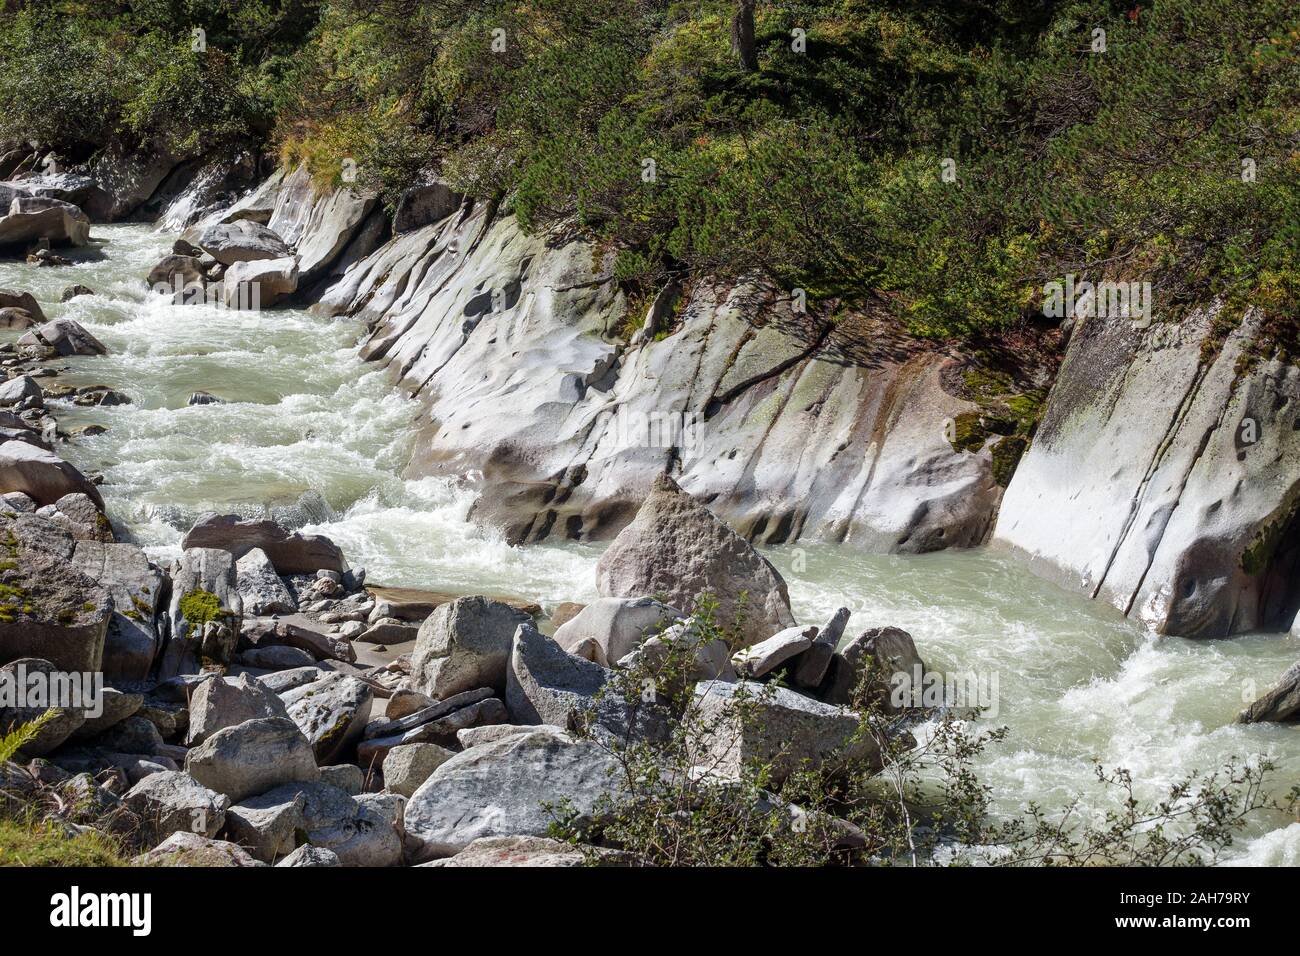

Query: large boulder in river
[0,289,46,322]
[159,548,243,678]
[595,475,796,646]
[16,318,108,357]
[0,514,111,673]
[0,441,103,509]
[821,626,925,710]
[0,194,90,249]
[185,716,320,802]
[196,219,292,265]
[552,596,683,667]
[993,306,1300,638]
[181,513,346,574]
[222,256,298,308]
[69,540,165,681]
[0,376,44,410]
[1238,661,1300,724]
[410,596,534,699]
[403,726,624,862]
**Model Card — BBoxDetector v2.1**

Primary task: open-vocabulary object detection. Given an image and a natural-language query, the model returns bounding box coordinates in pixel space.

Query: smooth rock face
[403,727,624,862]
[124,771,230,845]
[197,219,292,265]
[0,516,111,674]
[994,308,1300,638]
[1239,661,1300,724]
[596,475,796,646]
[382,743,455,797]
[691,680,878,785]
[280,672,374,764]
[222,256,299,307]
[0,658,88,754]
[235,547,296,615]
[160,547,242,678]
[552,596,683,667]
[0,440,104,508]
[410,596,534,698]
[185,673,291,746]
[184,717,320,802]
[69,540,164,681]
[733,625,817,678]
[181,513,346,574]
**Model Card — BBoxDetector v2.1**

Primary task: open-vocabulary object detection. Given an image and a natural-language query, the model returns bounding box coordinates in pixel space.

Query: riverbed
[3,224,1297,863]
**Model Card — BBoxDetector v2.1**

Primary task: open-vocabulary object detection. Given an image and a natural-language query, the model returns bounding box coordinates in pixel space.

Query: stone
[595,475,796,646]
[357,697,507,764]
[186,673,290,746]
[239,644,317,670]
[94,715,165,755]
[1238,661,1300,724]
[235,547,296,615]
[69,688,143,741]
[410,596,533,698]
[271,621,356,663]
[691,681,880,785]
[0,376,43,409]
[552,596,683,667]
[616,616,737,684]
[320,763,365,795]
[0,658,88,754]
[134,831,264,867]
[223,256,299,308]
[0,440,104,508]
[280,673,373,764]
[16,318,107,357]
[181,513,346,574]
[794,607,850,689]
[223,789,307,863]
[123,770,230,845]
[356,619,418,645]
[0,195,90,248]
[60,285,93,302]
[276,844,339,867]
[256,664,326,693]
[197,219,292,265]
[0,289,45,322]
[184,717,320,802]
[146,254,206,291]
[732,625,817,679]
[69,540,164,682]
[822,627,925,710]
[255,780,402,866]
[187,390,226,406]
[0,307,36,330]
[550,602,586,629]
[382,742,454,797]
[403,727,624,862]
[160,548,242,678]
[456,723,565,749]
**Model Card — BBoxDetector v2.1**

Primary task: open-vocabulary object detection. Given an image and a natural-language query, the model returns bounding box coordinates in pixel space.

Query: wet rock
[184,716,320,802]
[0,290,45,322]
[123,770,229,845]
[596,475,795,647]
[146,254,206,292]
[60,285,93,302]
[16,318,107,357]
[181,512,346,574]
[223,256,298,308]
[187,390,226,406]
[0,375,43,409]
[1238,661,1300,724]
[552,596,683,667]
[403,726,623,862]
[0,194,90,248]
[410,595,533,699]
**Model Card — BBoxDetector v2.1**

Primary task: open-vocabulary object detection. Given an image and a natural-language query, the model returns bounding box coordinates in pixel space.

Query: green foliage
[0,711,55,764]
[177,588,223,625]
[0,815,126,867]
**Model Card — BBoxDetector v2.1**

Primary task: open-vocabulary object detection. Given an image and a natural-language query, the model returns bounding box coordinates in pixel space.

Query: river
[3,223,1297,863]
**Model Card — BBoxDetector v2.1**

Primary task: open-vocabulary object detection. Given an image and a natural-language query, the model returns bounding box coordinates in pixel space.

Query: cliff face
[314,198,1004,550]
[994,306,1300,639]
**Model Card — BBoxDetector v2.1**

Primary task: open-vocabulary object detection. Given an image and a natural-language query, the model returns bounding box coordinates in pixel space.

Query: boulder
[255,664,326,693]
[254,780,403,866]
[794,607,850,689]
[456,723,566,749]
[16,318,108,357]
[280,672,373,764]
[60,285,93,302]
[732,625,817,679]
[184,716,319,802]
[320,763,365,795]
[123,770,229,845]
[552,596,683,667]
[357,696,507,764]
[160,548,242,678]
[93,715,165,755]
[0,440,103,508]
[181,513,346,574]
[1238,661,1300,724]
[403,727,624,862]
[392,178,462,235]
[0,658,88,754]
[270,621,355,663]
[0,195,90,248]
[223,789,307,863]
[0,515,111,673]
[185,673,290,746]
[690,681,879,785]
[197,220,292,265]
[616,616,737,684]
[382,742,454,798]
[276,844,340,867]
[69,540,165,681]
[240,644,318,670]
[0,307,36,330]
[84,147,181,222]
[222,256,299,308]
[410,595,533,698]
[428,835,628,868]
[146,254,206,292]
[134,832,264,867]
[822,627,924,710]
[0,289,45,322]
[234,547,296,615]
[0,376,42,409]
[69,688,143,740]
[595,475,795,646]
